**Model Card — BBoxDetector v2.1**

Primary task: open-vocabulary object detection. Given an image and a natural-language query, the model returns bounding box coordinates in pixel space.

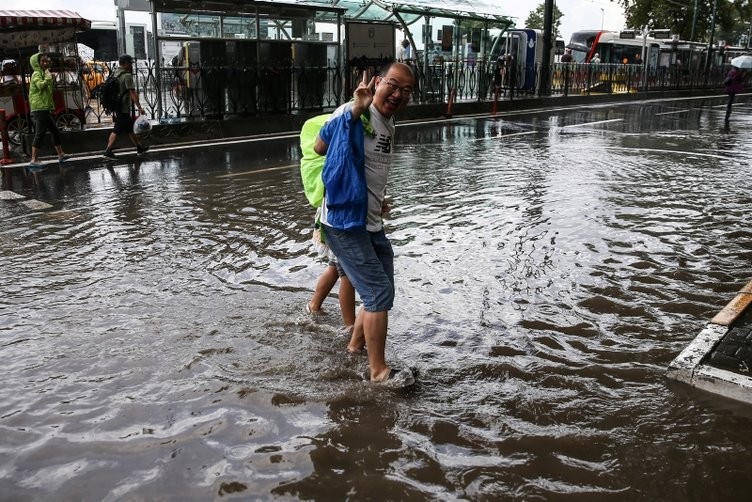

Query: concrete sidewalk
[668,281,752,404]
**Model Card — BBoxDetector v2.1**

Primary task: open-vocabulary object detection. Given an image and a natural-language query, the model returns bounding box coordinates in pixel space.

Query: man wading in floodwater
[314,62,415,386]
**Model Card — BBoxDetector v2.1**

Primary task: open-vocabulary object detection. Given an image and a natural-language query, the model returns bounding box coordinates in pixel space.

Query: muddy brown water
[1,97,751,499]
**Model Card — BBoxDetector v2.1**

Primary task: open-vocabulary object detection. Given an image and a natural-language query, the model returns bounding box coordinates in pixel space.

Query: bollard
[0,109,13,165]
[444,88,456,118]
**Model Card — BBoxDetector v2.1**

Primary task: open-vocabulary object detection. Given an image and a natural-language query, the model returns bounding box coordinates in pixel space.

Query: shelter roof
[148,0,513,27]
[0,10,91,49]
[331,0,514,25]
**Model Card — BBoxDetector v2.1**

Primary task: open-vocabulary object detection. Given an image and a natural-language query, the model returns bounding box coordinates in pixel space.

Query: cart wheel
[6,116,27,146]
[55,111,83,132]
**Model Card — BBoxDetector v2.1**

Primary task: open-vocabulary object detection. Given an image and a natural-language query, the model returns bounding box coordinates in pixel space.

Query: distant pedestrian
[724,66,746,124]
[591,53,601,64]
[507,53,517,99]
[27,53,70,170]
[561,48,573,63]
[494,53,507,94]
[102,54,149,160]
[398,39,411,61]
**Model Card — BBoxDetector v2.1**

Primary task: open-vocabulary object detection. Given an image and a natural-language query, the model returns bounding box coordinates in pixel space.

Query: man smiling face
[372,63,414,118]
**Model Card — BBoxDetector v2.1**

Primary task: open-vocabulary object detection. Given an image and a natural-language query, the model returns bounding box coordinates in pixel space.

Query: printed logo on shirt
[375,134,392,153]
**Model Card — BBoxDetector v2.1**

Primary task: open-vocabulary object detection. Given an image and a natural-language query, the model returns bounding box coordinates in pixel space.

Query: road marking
[500,131,539,138]
[555,144,734,161]
[656,110,690,116]
[217,163,298,178]
[559,118,624,128]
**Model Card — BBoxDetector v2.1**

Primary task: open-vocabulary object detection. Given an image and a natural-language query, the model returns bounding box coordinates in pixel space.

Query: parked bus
[567,30,661,70]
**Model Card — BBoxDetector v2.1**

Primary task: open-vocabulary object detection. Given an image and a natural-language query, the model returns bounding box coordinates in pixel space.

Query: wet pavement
[2,94,752,499]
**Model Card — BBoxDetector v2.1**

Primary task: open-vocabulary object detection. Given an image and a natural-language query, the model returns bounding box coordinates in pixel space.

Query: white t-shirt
[320,102,395,232]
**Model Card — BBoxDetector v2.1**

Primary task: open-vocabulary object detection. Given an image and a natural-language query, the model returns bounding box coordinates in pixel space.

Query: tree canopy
[614,0,752,46]
[524,2,564,40]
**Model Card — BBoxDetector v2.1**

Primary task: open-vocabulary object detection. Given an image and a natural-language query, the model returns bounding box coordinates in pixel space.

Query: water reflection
[1,97,752,499]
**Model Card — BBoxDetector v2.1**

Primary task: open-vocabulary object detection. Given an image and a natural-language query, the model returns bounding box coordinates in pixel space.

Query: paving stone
[0,190,25,200]
[20,199,53,211]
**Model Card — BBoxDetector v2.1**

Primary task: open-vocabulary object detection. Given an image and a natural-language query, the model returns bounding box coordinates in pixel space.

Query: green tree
[524,2,564,39]
[614,0,752,44]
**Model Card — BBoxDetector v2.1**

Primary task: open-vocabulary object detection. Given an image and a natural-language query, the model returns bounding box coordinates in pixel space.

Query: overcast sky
[4,0,626,43]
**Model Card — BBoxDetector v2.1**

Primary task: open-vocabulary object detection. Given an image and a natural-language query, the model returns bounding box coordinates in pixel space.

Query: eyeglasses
[380,78,413,97]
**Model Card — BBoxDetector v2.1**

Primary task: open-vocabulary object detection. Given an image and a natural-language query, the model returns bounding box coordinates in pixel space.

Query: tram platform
[667,280,752,404]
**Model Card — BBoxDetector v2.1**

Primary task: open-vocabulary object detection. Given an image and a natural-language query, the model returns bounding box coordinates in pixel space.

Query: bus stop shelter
[110,0,519,119]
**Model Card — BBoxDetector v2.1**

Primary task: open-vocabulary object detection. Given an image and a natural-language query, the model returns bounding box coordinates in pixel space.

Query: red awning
[0,10,91,30]
[0,9,91,49]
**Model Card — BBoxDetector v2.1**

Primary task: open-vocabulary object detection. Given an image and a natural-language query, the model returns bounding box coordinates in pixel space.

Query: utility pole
[538,0,554,96]
[705,0,718,79]
[691,0,698,41]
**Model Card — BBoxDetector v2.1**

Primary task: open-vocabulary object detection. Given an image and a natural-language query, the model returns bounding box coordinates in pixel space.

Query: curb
[667,281,752,404]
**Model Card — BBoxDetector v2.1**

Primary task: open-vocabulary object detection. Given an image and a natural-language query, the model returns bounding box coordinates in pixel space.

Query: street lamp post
[691,0,698,41]
[704,0,718,80]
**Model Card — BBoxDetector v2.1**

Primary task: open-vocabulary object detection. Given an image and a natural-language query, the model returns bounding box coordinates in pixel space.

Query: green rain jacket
[29,53,55,112]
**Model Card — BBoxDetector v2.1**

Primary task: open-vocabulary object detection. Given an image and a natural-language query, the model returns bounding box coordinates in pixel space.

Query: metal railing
[3,58,730,142]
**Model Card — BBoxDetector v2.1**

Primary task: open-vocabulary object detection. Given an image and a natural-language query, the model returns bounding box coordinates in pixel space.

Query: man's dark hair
[118,54,134,65]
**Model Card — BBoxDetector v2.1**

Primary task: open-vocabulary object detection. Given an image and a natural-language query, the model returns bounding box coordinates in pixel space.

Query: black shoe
[102,150,116,160]
[137,145,149,156]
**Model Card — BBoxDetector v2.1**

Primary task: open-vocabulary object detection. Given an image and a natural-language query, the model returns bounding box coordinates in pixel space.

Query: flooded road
[2,96,752,499]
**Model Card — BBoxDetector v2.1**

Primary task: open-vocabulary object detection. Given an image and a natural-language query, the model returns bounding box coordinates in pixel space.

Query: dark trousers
[31,110,61,148]
[725,93,735,122]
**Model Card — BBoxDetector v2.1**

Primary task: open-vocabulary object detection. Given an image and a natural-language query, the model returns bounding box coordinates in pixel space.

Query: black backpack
[99,73,124,115]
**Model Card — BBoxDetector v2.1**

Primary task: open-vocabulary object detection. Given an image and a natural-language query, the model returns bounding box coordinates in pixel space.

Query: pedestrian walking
[314,62,415,386]
[27,53,70,170]
[724,66,746,124]
[102,54,149,160]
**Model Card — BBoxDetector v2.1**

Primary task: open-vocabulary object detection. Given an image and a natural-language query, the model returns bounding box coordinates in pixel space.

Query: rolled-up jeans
[322,225,394,312]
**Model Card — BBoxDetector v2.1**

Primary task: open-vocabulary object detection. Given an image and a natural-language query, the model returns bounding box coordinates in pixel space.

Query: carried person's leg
[349,306,365,353]
[334,261,356,329]
[309,264,339,314]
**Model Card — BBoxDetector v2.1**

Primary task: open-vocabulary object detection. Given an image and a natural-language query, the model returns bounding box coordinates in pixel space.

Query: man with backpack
[314,62,415,386]
[102,54,149,160]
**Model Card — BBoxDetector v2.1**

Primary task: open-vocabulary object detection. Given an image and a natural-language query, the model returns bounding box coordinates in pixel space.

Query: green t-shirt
[114,68,135,113]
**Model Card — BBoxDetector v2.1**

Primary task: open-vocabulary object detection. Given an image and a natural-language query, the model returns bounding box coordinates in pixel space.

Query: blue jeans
[322,225,394,312]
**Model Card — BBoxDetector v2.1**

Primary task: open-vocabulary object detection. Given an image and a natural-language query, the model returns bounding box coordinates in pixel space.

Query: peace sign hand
[352,71,375,116]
